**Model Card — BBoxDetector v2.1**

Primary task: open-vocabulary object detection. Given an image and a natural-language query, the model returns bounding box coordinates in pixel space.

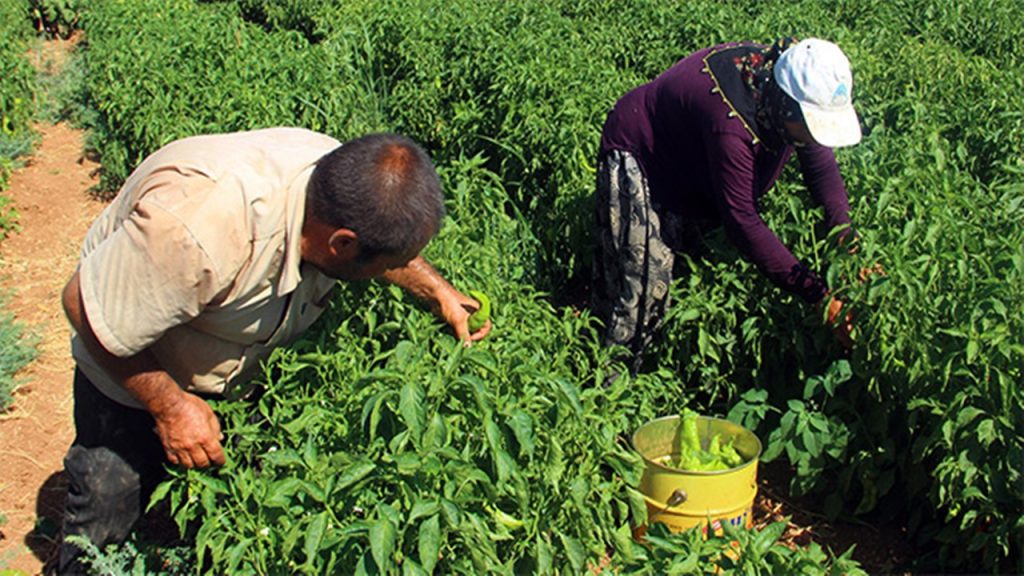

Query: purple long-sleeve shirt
[599,44,851,303]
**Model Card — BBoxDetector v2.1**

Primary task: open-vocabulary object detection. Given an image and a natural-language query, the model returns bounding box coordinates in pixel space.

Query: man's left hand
[382,256,492,344]
[440,289,492,344]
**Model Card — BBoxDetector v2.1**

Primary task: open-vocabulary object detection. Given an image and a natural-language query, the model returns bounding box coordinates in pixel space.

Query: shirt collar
[703,45,762,144]
[278,164,316,295]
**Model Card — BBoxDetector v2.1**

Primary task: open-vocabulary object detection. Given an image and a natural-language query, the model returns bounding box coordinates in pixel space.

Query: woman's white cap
[774,38,862,147]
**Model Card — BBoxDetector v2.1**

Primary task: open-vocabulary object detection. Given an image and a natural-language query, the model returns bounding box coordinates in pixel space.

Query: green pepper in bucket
[670,409,745,471]
[632,414,762,536]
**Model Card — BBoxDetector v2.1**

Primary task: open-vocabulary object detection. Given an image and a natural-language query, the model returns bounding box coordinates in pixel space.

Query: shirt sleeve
[705,132,829,304]
[797,145,852,232]
[78,193,231,358]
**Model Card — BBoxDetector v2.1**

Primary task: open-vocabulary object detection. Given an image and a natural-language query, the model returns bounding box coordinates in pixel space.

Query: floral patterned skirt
[591,149,676,359]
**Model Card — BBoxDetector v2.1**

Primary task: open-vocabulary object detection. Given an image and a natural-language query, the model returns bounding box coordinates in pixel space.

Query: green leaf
[402,559,428,576]
[194,511,219,570]
[226,537,252,574]
[669,548,700,575]
[409,499,440,522]
[855,474,879,514]
[803,375,823,400]
[361,391,394,442]
[955,407,985,428]
[336,460,376,491]
[556,530,585,572]
[463,374,493,416]
[282,518,305,558]
[546,439,566,485]
[302,512,328,572]
[698,326,710,358]
[976,419,997,447]
[370,517,397,573]
[753,520,787,557]
[506,409,536,459]
[261,448,304,468]
[554,377,583,418]
[302,435,320,469]
[195,474,229,494]
[200,481,218,514]
[394,452,421,475]
[494,449,517,484]
[677,308,700,323]
[265,477,303,508]
[626,488,649,525]
[808,413,831,434]
[961,486,983,501]
[400,380,427,441]
[440,499,461,529]
[423,412,448,449]
[484,417,503,453]
[147,479,174,512]
[802,427,822,458]
[612,523,636,563]
[299,479,326,503]
[607,448,644,487]
[418,514,441,574]
[761,432,784,462]
[535,534,553,575]
[966,339,979,364]
[824,359,852,394]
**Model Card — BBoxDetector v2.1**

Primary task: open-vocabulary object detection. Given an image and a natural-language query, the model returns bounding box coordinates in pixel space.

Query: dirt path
[0,118,104,573]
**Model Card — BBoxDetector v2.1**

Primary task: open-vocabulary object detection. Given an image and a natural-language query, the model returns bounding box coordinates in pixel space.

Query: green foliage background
[0,0,37,236]
[0,0,39,412]
[55,0,1024,572]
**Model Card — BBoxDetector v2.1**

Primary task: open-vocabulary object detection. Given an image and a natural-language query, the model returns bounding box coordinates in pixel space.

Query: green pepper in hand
[468,290,491,332]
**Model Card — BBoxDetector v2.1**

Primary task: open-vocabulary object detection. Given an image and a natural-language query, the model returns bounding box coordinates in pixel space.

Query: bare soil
[754,460,918,574]
[0,38,918,576]
[0,116,103,574]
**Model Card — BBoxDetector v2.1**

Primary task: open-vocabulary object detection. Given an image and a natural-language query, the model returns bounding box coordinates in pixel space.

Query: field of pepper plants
[8,0,1023,572]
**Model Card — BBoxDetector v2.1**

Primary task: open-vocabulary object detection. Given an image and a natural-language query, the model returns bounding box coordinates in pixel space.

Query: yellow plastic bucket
[632,415,761,536]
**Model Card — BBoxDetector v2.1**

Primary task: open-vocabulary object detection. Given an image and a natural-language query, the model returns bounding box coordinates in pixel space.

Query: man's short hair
[307,133,445,260]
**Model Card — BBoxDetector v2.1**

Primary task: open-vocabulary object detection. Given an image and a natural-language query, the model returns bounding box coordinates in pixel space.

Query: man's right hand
[64,270,227,469]
[152,391,226,469]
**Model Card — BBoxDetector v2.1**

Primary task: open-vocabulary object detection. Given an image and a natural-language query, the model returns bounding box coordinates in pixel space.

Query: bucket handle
[648,488,688,522]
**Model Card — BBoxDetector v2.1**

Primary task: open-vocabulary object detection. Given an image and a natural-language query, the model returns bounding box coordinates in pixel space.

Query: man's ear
[328,228,360,262]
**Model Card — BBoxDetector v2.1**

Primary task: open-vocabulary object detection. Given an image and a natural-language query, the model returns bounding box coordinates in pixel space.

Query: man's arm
[381,255,492,343]
[63,270,225,468]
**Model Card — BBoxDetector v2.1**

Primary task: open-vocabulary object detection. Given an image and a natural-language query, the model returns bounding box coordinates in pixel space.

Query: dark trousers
[55,368,167,575]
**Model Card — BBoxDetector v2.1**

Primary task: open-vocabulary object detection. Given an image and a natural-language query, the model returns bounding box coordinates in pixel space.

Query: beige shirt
[72,128,341,407]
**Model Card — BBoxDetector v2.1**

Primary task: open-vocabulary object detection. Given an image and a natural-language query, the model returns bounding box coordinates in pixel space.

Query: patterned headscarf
[733,37,804,150]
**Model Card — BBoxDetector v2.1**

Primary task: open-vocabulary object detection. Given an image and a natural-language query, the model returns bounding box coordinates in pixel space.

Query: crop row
[61,0,1024,572]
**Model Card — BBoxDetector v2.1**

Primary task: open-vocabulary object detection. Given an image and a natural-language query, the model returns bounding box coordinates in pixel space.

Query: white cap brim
[801,102,862,148]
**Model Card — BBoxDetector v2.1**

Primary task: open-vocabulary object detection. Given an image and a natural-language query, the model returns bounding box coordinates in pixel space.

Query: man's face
[319,248,421,282]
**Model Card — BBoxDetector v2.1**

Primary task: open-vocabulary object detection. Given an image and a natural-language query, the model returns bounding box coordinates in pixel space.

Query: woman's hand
[824,296,854,349]
[858,262,886,282]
